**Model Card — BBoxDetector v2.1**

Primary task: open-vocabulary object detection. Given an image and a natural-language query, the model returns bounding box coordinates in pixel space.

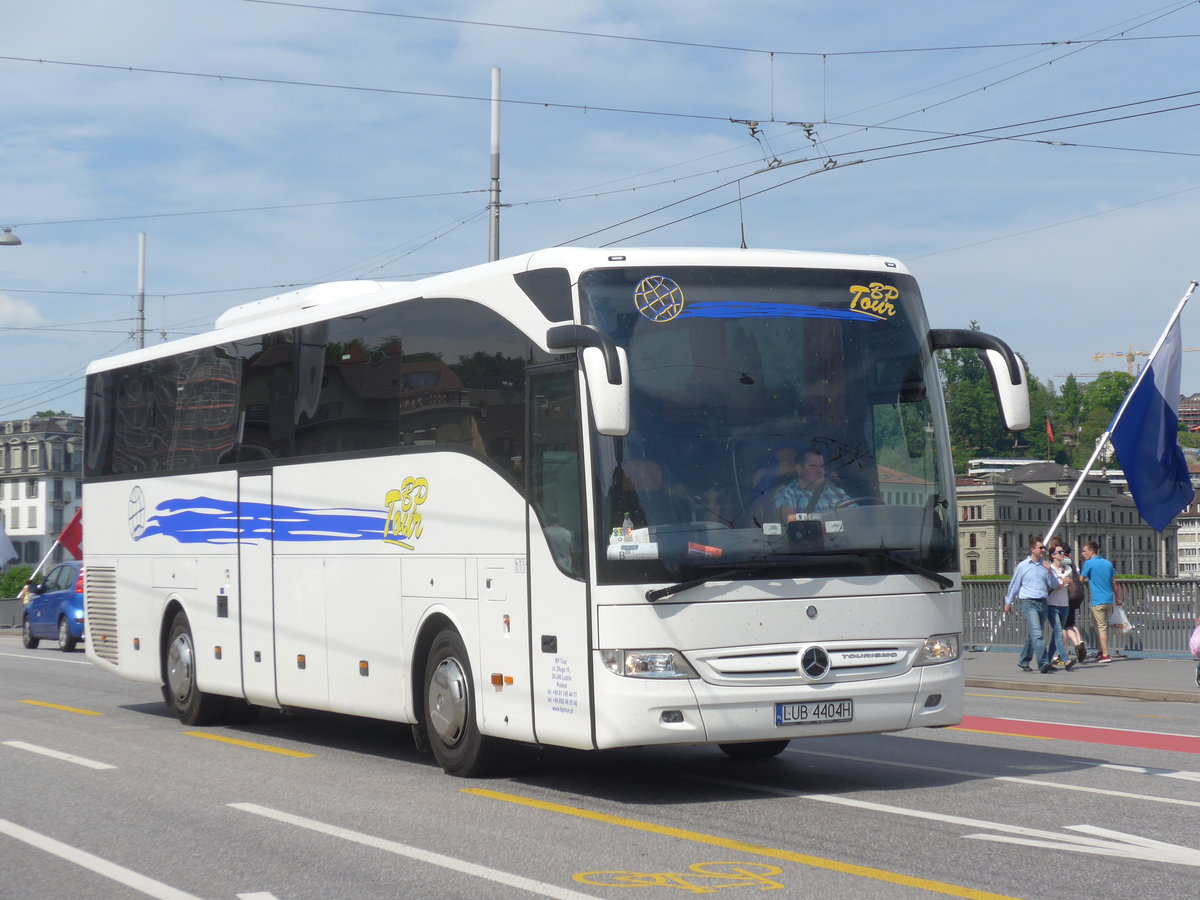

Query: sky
[4,0,1200,421]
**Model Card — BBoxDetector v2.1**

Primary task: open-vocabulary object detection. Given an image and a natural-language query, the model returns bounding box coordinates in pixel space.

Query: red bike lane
[955,716,1200,754]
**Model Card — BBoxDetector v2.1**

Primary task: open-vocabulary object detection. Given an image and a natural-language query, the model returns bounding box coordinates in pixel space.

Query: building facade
[957,461,1179,577]
[0,416,84,568]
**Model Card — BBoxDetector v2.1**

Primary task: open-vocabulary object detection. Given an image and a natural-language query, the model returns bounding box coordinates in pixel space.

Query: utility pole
[136,232,147,349]
[488,67,501,262]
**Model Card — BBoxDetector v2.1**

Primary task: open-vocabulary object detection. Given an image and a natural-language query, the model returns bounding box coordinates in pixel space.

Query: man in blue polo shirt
[1081,541,1121,663]
[1004,535,1061,674]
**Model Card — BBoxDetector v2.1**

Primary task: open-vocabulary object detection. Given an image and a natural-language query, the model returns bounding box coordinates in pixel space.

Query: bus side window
[529,368,584,579]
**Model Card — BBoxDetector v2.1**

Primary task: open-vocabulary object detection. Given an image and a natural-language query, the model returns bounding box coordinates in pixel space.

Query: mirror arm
[547,324,622,385]
[928,328,1022,384]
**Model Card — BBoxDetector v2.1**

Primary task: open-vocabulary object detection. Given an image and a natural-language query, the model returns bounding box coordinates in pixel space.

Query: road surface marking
[966,692,1082,703]
[2,741,116,770]
[230,802,599,900]
[20,699,103,715]
[0,650,92,665]
[1101,762,1200,782]
[575,861,784,891]
[690,775,1200,867]
[954,715,1200,754]
[0,818,202,899]
[184,731,314,757]
[465,788,1016,900]
[788,748,1200,809]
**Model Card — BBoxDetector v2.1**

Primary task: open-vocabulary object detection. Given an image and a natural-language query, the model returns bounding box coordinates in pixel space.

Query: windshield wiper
[645,568,748,603]
[768,548,952,590]
[846,550,954,590]
[644,550,953,602]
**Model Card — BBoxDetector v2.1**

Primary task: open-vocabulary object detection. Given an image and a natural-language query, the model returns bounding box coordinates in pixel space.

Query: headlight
[914,633,960,666]
[600,649,699,679]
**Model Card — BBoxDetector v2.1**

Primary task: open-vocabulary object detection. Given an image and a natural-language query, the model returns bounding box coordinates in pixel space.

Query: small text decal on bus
[848,283,898,319]
[384,477,429,550]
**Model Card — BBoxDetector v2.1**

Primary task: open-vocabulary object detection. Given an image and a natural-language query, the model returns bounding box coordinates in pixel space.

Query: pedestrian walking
[1059,544,1087,664]
[1046,543,1076,671]
[1004,536,1059,674]
[1080,540,1122,663]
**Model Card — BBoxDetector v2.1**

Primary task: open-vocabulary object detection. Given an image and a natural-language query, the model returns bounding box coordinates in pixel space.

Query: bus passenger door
[526,365,593,750]
[238,473,278,707]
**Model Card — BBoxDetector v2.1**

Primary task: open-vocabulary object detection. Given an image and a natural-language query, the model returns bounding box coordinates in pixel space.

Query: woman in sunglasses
[1046,540,1077,671]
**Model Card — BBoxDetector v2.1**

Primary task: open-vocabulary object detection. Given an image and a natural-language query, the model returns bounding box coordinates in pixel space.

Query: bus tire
[718,740,790,760]
[423,628,498,777]
[57,616,78,652]
[162,611,228,726]
[22,614,39,650]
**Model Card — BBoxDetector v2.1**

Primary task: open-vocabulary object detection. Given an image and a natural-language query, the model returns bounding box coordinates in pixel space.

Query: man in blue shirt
[1004,536,1060,673]
[775,447,850,521]
[1080,541,1121,663]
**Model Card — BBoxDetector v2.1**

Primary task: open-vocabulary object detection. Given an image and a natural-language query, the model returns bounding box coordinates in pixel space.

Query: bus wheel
[22,615,39,650]
[423,629,497,777]
[57,617,78,652]
[718,740,790,760]
[162,611,227,726]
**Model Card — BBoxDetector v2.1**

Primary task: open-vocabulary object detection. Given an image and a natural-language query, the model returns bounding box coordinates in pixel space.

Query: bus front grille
[690,641,918,686]
[85,566,119,665]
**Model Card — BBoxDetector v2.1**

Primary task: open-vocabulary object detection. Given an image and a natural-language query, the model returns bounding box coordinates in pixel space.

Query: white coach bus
[82,247,1028,775]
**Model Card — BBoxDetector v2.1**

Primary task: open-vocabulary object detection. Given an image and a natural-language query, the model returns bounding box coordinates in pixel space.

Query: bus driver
[774,446,850,522]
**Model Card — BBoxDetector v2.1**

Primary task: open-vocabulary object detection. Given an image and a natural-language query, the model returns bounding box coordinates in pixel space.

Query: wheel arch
[410,611,459,729]
[158,597,188,686]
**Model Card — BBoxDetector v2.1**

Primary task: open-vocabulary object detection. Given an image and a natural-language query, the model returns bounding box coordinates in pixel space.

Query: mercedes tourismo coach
[83,247,1029,775]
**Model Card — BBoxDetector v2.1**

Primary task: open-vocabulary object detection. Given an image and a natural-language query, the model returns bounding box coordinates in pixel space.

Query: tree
[939,321,1045,470]
[34,410,74,418]
[0,565,34,599]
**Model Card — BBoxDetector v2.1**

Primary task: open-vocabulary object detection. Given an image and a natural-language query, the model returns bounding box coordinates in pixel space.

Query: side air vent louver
[85,566,119,665]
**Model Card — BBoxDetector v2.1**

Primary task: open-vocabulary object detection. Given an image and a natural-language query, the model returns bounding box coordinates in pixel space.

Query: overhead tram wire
[559,89,1200,247]
[6,189,489,230]
[0,56,733,125]
[6,2,1194,235]
[238,0,1200,58]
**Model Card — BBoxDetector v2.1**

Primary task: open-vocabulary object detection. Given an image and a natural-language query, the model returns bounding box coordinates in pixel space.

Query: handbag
[1066,568,1083,602]
[1110,605,1132,631]
[1189,624,1200,659]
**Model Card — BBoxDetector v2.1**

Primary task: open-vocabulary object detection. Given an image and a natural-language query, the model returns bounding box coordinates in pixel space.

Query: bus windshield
[580,265,956,586]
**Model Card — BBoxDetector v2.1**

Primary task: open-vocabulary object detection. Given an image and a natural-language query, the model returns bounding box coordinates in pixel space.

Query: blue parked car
[22,561,85,652]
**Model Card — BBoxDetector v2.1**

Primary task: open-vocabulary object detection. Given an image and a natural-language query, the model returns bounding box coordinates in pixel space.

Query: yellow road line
[966,692,1082,703]
[19,700,103,716]
[950,727,1055,741]
[465,788,1017,900]
[183,731,314,758]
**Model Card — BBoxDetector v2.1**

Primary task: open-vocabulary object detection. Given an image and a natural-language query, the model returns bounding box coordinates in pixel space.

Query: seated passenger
[774,446,849,522]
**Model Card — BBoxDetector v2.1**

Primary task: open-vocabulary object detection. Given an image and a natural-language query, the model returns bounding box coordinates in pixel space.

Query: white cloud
[0,294,43,328]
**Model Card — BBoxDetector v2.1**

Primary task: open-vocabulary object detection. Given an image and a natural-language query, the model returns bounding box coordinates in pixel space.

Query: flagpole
[1045,280,1197,543]
[27,540,62,583]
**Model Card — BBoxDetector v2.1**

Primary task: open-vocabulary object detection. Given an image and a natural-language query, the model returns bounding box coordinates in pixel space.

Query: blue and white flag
[1108,287,1195,532]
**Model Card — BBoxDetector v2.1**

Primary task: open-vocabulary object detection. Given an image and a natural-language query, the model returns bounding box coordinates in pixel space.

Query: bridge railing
[963,579,1200,657]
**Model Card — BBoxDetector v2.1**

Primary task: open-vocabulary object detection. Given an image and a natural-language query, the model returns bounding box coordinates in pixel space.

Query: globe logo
[128,486,147,539]
[633,275,685,322]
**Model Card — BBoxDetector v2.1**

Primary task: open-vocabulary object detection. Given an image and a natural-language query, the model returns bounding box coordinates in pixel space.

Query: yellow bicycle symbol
[574,861,784,894]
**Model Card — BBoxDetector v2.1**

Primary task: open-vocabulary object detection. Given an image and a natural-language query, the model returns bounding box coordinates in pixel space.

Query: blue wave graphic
[676,301,878,321]
[137,496,390,545]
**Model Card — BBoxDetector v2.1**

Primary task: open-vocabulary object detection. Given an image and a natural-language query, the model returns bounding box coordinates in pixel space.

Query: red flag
[59,508,83,559]
[1046,418,1055,443]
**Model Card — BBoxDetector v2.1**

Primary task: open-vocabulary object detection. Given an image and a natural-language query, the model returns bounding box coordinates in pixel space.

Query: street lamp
[0,227,21,246]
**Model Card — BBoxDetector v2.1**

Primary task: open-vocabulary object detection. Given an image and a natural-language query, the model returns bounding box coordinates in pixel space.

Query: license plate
[775,699,854,726]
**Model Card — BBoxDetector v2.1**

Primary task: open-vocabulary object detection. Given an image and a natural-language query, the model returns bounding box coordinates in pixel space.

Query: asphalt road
[3,632,1199,899]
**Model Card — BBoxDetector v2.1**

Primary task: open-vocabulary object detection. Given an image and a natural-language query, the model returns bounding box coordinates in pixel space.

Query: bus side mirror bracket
[929,328,1030,432]
[547,324,629,436]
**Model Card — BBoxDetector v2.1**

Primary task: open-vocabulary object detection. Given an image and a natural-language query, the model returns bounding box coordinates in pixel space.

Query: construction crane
[1092,344,1200,375]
